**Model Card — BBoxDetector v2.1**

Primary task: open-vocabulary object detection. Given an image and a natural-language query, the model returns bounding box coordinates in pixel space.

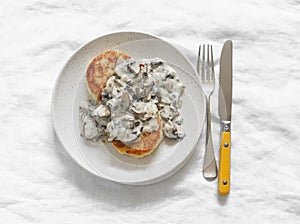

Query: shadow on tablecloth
[52,127,229,208]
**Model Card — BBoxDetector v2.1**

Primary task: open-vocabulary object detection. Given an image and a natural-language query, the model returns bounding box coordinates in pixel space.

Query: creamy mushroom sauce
[80,57,185,144]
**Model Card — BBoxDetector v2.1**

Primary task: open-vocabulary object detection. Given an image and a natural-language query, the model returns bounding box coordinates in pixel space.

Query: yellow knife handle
[218,131,231,195]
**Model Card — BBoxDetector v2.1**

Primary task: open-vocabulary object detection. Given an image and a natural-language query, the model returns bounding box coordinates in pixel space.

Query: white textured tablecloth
[1,0,300,223]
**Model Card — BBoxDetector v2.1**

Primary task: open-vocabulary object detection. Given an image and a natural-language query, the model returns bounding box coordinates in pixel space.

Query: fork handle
[203,97,217,180]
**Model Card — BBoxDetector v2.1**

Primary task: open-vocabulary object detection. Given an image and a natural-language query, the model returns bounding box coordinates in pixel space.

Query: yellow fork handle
[218,131,231,195]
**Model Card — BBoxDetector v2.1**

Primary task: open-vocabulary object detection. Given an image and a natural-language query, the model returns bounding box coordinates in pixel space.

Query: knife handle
[218,131,231,195]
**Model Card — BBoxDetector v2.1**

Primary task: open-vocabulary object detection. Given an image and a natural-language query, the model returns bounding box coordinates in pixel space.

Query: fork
[197,44,218,180]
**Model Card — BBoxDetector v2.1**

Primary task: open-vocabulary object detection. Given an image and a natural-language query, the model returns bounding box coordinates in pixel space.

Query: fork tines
[197,44,215,81]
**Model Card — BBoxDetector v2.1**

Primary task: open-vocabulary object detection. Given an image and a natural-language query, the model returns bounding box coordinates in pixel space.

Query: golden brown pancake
[85,50,163,158]
[112,115,163,158]
[86,50,131,101]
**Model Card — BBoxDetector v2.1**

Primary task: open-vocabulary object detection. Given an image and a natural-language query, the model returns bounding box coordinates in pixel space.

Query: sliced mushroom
[132,101,158,121]
[80,113,100,142]
[106,98,118,112]
[120,114,135,129]
[106,121,117,141]
[172,114,183,125]
[107,91,131,113]
[115,56,126,77]
[131,101,145,114]
[101,87,112,102]
[114,78,127,87]
[143,78,154,101]
[92,104,110,117]
[120,91,131,111]
[127,60,139,74]
[143,117,159,133]
[163,120,185,139]
[160,106,179,120]
[116,55,126,67]
[125,85,137,100]
[107,115,140,143]
[159,87,172,105]
[115,58,139,78]
[95,117,109,136]
[106,75,116,87]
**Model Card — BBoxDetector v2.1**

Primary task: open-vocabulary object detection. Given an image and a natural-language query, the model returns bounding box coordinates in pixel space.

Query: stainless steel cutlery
[218,40,233,195]
[198,41,233,195]
[197,44,218,180]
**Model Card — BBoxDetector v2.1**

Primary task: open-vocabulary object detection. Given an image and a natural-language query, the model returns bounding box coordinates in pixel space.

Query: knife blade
[218,40,233,196]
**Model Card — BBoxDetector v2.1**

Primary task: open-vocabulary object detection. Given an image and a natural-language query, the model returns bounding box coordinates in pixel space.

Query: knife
[218,40,233,196]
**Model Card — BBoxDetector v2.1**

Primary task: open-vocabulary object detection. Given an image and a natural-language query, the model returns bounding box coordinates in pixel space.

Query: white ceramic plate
[52,32,206,184]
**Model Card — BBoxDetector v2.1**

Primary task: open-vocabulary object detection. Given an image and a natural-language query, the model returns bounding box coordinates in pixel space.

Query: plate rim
[51,31,206,185]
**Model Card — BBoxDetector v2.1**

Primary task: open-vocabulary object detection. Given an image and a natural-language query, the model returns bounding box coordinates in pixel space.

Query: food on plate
[86,50,131,101]
[80,49,185,158]
[111,114,163,157]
